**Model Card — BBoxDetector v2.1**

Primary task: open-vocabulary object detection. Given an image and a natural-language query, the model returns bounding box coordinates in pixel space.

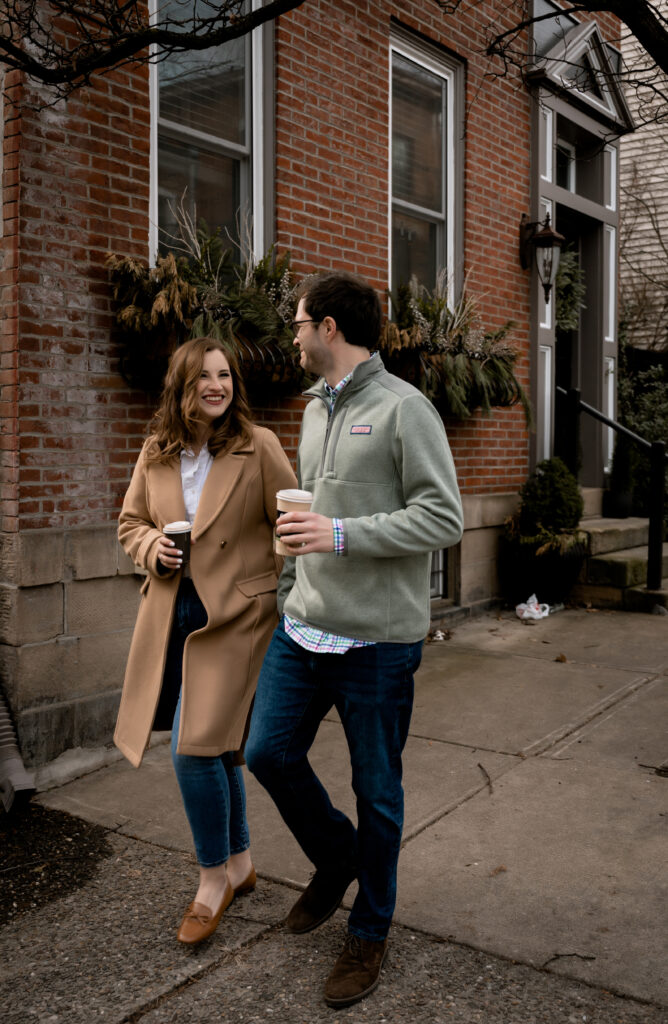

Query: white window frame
[540,106,553,183]
[539,345,553,460]
[604,144,617,212]
[148,0,267,264]
[555,138,576,192]
[389,34,457,301]
[604,224,616,343]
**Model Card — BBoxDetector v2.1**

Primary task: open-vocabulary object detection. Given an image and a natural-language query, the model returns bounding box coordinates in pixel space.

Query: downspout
[0,686,35,812]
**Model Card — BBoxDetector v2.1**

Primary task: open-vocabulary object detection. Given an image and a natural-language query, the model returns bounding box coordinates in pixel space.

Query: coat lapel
[147,460,187,527]
[192,436,255,540]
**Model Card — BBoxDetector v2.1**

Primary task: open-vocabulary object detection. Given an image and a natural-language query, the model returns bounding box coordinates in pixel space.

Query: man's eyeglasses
[290,319,321,334]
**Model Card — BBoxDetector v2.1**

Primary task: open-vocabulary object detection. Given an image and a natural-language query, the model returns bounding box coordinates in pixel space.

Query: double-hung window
[150,0,271,261]
[390,34,461,294]
[390,33,463,603]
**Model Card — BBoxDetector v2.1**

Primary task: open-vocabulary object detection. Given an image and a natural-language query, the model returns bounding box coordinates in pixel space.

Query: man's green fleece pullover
[279,356,464,643]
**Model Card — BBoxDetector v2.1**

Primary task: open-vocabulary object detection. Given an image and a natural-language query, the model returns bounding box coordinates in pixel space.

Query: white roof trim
[529,20,634,132]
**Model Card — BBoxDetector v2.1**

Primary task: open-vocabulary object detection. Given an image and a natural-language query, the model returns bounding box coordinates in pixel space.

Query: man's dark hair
[299,272,382,348]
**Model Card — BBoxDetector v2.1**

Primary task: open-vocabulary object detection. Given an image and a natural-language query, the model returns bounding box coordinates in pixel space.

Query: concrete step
[586,543,668,588]
[570,517,664,610]
[580,516,650,556]
[571,577,668,612]
[624,580,668,613]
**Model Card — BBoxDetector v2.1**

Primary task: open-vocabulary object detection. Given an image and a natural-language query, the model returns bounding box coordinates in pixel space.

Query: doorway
[553,205,604,484]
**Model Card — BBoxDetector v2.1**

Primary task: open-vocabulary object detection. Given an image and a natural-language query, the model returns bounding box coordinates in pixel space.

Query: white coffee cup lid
[164,520,191,531]
[276,489,313,502]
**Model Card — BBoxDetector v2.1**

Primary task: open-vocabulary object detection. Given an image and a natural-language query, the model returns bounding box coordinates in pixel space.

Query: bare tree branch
[2,0,668,125]
[0,0,308,95]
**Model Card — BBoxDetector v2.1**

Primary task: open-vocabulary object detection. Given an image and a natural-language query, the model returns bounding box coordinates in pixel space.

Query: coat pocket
[236,570,278,598]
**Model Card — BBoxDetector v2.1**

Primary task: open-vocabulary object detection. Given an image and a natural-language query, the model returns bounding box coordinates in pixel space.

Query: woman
[114,336,297,945]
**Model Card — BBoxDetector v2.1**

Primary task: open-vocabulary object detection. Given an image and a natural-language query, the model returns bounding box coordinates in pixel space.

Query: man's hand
[276,511,334,554]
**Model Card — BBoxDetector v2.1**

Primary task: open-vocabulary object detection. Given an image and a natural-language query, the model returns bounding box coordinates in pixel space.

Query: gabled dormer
[528,13,634,133]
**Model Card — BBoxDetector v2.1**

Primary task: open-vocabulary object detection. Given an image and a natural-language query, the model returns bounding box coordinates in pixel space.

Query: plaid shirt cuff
[332,518,345,555]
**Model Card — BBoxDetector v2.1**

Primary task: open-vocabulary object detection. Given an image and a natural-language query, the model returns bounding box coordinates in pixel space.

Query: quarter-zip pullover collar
[305,352,380,410]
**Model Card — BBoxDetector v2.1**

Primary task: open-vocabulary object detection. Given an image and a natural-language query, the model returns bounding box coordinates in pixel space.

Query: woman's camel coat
[114,426,297,768]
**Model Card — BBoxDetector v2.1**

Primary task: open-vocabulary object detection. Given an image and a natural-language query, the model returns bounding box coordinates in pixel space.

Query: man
[245,271,463,1008]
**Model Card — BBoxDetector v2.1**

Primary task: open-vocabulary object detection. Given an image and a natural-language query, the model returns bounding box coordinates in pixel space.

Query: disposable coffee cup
[275,489,313,555]
[163,521,192,566]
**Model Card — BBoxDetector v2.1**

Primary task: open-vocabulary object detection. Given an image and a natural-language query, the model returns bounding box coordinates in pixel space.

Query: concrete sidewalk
[2,607,667,1023]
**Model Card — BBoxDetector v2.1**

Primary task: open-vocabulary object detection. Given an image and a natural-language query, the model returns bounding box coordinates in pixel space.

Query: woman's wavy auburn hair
[144,336,254,463]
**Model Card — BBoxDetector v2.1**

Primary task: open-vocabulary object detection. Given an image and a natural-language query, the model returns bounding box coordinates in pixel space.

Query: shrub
[616,333,668,521]
[516,457,584,536]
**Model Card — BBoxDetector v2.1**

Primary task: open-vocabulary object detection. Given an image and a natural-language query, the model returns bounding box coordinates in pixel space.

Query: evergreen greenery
[107,214,305,398]
[379,272,532,422]
[615,330,668,520]
[504,457,586,554]
[554,246,587,333]
[107,214,532,422]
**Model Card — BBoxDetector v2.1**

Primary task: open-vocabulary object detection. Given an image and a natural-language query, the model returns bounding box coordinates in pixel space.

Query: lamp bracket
[519,213,539,270]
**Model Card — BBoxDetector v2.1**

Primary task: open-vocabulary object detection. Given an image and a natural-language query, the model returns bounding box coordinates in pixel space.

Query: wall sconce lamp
[519,213,565,303]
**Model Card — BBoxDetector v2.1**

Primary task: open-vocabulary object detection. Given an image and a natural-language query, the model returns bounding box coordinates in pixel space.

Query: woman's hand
[157,536,184,570]
[276,511,334,554]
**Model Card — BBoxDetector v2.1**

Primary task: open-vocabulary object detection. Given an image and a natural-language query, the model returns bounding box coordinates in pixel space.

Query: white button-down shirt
[180,446,214,524]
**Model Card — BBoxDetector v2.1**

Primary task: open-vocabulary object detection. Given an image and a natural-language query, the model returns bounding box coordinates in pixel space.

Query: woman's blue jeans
[168,579,250,868]
[245,619,422,941]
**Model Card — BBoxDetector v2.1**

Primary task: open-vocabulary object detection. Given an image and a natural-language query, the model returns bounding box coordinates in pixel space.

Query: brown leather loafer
[286,866,356,934]
[324,934,388,1008]
[176,881,234,944]
[233,866,257,897]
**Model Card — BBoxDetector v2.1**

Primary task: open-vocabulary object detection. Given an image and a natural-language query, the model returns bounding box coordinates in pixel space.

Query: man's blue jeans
[245,619,422,941]
[168,579,250,868]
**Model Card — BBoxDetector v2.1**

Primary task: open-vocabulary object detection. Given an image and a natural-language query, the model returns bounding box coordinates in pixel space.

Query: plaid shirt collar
[323,372,353,414]
[323,352,378,414]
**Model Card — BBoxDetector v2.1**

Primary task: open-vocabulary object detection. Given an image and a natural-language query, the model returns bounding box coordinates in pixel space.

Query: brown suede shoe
[324,934,388,1008]
[233,866,257,897]
[286,867,357,934]
[176,880,234,945]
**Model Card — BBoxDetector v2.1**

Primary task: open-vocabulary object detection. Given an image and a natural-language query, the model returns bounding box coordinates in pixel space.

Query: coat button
[220,540,227,548]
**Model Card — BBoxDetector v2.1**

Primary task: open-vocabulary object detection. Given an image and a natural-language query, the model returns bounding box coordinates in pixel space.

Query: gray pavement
[2,607,667,1023]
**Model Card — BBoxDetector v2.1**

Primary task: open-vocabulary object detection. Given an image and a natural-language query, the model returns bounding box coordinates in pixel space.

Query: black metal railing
[557,386,667,592]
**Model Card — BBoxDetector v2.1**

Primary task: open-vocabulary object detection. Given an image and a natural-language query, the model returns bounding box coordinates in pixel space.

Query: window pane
[392,210,437,290]
[555,143,575,191]
[392,53,444,211]
[430,548,448,599]
[158,137,240,248]
[159,40,246,144]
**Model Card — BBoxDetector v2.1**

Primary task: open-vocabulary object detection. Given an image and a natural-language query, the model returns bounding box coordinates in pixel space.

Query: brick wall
[0,67,153,535]
[264,2,622,494]
[0,1,624,532]
[261,0,535,494]
[0,64,154,765]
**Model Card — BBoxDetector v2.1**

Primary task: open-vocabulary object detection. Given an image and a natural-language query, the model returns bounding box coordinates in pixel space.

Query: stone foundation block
[17,689,122,767]
[0,529,65,587]
[117,543,137,575]
[0,582,64,645]
[70,631,132,696]
[459,525,504,605]
[65,576,141,635]
[0,630,132,710]
[462,493,517,531]
[65,525,119,580]
[461,525,501,563]
[460,555,501,606]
